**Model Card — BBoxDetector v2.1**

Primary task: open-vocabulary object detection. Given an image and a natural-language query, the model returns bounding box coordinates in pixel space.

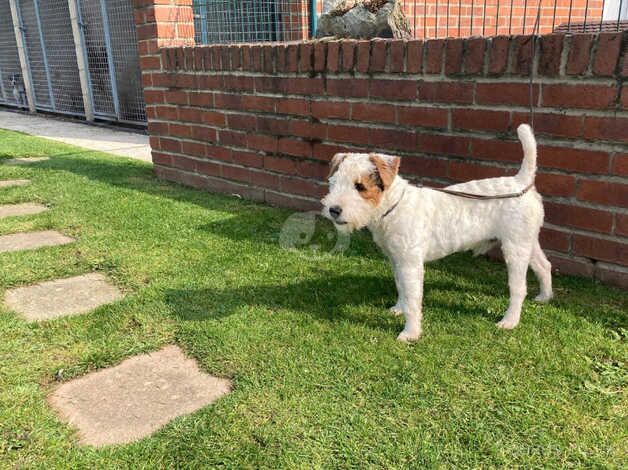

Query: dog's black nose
[329,205,342,219]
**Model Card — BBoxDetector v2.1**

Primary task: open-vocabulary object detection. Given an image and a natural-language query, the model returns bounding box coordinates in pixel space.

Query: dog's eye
[354,182,366,192]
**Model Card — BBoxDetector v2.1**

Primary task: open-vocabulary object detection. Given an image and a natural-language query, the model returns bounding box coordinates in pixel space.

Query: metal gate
[0,0,146,125]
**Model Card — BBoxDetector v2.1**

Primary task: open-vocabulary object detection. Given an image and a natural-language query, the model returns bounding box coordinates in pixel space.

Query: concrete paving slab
[0,230,74,253]
[48,345,232,446]
[4,273,122,321]
[0,202,48,219]
[0,179,30,188]
[4,157,49,165]
[0,111,151,162]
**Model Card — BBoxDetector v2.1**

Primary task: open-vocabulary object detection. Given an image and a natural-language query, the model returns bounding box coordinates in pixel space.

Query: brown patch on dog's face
[328,153,347,178]
[369,154,401,189]
[354,173,384,206]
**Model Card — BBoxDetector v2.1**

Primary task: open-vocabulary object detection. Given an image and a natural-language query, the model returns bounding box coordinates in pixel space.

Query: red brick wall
[134,2,627,288]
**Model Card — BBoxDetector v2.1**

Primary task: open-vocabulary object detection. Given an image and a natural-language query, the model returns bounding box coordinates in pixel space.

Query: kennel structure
[0,0,146,125]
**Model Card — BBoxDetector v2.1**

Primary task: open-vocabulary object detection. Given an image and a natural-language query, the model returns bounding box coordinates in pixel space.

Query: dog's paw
[534,292,553,303]
[389,304,403,316]
[496,316,519,330]
[396,329,422,342]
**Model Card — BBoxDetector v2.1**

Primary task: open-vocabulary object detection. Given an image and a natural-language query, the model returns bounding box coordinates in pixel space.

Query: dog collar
[382,187,407,219]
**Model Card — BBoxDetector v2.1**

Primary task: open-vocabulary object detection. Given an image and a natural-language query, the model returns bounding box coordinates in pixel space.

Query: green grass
[0,128,625,469]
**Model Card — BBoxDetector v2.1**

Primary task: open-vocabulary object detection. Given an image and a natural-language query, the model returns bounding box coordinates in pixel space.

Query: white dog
[322,124,553,341]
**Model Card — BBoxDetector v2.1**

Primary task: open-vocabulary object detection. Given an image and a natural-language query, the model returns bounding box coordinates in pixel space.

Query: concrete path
[5,157,49,165]
[48,345,232,446]
[0,110,151,163]
[0,179,30,188]
[4,273,122,321]
[0,230,74,253]
[0,203,48,219]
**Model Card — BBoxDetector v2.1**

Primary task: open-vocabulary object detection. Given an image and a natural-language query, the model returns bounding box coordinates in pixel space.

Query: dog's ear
[369,154,401,189]
[328,153,347,178]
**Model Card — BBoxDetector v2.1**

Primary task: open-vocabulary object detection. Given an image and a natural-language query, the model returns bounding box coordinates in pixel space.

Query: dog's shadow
[165,273,496,332]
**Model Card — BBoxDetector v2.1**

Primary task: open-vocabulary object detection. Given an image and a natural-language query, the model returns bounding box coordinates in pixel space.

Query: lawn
[0,128,625,468]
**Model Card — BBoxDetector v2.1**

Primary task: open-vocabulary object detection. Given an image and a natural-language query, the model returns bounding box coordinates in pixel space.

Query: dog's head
[321,153,401,233]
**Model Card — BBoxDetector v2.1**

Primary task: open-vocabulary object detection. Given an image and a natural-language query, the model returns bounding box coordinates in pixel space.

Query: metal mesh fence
[0,0,24,107]
[0,0,145,125]
[193,0,313,44]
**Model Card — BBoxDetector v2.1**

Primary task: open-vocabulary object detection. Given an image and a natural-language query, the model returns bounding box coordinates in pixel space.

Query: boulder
[316,0,411,39]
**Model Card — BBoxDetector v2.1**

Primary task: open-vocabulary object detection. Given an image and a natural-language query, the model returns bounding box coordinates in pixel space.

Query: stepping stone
[0,230,74,253]
[4,273,122,321]
[0,179,30,188]
[0,202,48,219]
[4,157,49,165]
[48,345,232,447]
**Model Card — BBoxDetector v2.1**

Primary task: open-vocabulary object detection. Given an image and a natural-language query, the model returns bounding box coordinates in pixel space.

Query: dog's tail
[516,124,537,183]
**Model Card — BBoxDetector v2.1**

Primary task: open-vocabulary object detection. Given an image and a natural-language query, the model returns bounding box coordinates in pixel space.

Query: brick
[168,123,191,138]
[206,145,231,161]
[476,83,539,106]
[327,41,340,73]
[577,180,628,208]
[278,137,312,158]
[264,155,297,174]
[313,143,350,161]
[299,42,313,73]
[257,116,290,136]
[285,77,325,96]
[616,213,628,237]
[189,91,213,107]
[547,253,594,277]
[542,84,616,110]
[419,81,473,104]
[280,176,326,198]
[160,137,181,153]
[286,44,298,72]
[425,39,445,74]
[191,126,217,143]
[452,109,510,132]
[418,134,470,157]
[622,84,628,110]
[247,134,278,153]
[275,44,288,73]
[351,103,396,123]
[464,37,486,75]
[230,45,242,70]
[241,95,275,113]
[574,235,627,266]
[312,100,350,119]
[148,121,168,135]
[155,105,178,121]
[263,45,274,74]
[200,110,225,127]
[196,160,222,177]
[326,78,369,98]
[402,155,449,179]
[471,138,521,163]
[449,161,506,181]
[566,34,593,75]
[356,41,370,73]
[369,40,387,72]
[250,171,280,190]
[613,154,628,177]
[592,32,623,76]
[535,172,576,197]
[222,164,252,183]
[340,40,356,72]
[539,146,609,174]
[296,160,327,179]
[406,40,423,73]
[370,129,417,152]
[179,107,202,123]
[264,191,320,211]
[369,79,416,100]
[165,90,188,105]
[219,130,246,147]
[512,35,533,75]
[398,106,448,129]
[314,41,327,72]
[389,40,406,73]
[583,116,628,143]
[488,36,510,75]
[232,150,263,168]
[277,98,310,116]
[181,141,206,157]
[544,202,613,234]
[512,112,583,139]
[327,125,370,145]
[539,227,570,252]
[144,90,164,105]
[227,113,256,131]
[445,39,464,75]
[538,34,563,77]
[594,265,628,289]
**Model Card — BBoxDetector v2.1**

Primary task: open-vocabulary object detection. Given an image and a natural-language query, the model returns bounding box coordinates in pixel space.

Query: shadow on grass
[11,153,626,331]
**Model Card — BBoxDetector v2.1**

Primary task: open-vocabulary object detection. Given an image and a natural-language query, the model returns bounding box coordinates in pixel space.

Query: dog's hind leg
[389,265,403,316]
[529,240,553,303]
[394,262,424,341]
[497,241,531,330]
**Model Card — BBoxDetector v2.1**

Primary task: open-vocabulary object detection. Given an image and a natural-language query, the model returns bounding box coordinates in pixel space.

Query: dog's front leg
[394,262,424,342]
